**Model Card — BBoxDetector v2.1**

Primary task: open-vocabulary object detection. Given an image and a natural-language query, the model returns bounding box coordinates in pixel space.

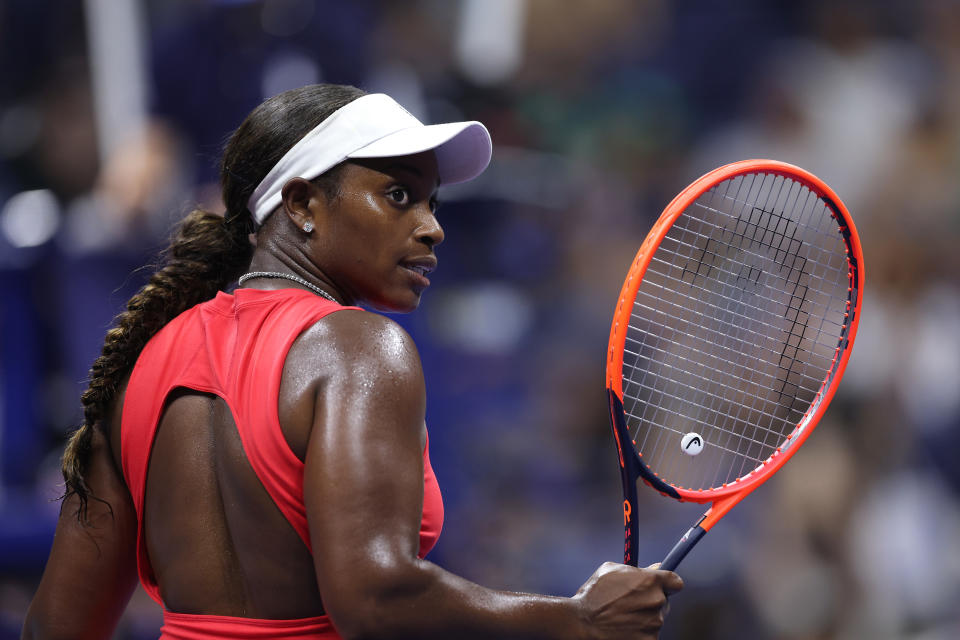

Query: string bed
[621,172,852,491]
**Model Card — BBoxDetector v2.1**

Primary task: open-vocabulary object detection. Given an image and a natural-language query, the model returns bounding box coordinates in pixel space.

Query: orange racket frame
[606,159,864,569]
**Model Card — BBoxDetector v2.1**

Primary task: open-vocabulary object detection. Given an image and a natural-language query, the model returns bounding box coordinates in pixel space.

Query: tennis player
[22,84,682,640]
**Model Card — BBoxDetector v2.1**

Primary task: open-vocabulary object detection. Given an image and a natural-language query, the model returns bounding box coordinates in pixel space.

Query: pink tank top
[120,288,444,639]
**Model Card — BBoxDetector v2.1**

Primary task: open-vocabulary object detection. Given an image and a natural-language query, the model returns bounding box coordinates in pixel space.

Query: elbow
[21,622,73,640]
[335,608,416,640]
[21,608,44,640]
[21,617,62,640]
[22,606,107,640]
[335,614,392,640]
[322,559,435,640]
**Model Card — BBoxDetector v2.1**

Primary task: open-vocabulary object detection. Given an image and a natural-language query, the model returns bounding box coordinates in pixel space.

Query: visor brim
[348,121,492,185]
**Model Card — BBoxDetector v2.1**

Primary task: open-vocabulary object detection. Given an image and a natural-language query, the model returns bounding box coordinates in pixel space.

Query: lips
[405,264,431,277]
[400,256,437,288]
[400,256,437,274]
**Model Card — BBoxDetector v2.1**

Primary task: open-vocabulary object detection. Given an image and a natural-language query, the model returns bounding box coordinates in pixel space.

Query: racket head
[607,160,863,557]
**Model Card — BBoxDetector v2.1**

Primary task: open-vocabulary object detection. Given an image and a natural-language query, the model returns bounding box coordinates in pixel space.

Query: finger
[645,563,661,570]
[595,561,629,579]
[659,570,684,595]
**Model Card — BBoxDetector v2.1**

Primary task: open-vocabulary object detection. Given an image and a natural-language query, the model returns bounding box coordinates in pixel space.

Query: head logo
[681,432,704,455]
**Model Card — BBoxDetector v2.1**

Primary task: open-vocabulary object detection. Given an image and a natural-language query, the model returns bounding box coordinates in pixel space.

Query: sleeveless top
[120,288,444,639]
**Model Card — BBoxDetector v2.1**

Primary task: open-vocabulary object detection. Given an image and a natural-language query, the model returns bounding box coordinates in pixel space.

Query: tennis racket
[606,159,864,571]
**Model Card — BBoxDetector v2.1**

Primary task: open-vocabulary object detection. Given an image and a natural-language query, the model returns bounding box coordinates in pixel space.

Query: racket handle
[660,525,706,572]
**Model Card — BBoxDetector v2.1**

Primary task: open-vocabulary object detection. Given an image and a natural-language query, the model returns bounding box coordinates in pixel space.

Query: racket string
[628,174,755,479]
[634,174,749,477]
[702,175,837,486]
[620,383,799,463]
[658,209,850,316]
[629,284,841,375]
[621,345,810,435]
[622,173,854,490]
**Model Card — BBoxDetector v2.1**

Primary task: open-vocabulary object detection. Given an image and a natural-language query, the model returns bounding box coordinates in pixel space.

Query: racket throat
[661,524,707,572]
[660,493,745,571]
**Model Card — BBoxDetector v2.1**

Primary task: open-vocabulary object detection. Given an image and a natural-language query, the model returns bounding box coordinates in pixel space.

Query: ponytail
[61,209,252,519]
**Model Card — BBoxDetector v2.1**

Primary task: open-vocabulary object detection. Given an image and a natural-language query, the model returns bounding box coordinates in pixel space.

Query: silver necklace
[238,271,339,303]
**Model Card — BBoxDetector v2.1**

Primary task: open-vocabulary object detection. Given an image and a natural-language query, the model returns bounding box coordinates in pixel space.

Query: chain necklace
[237,271,339,304]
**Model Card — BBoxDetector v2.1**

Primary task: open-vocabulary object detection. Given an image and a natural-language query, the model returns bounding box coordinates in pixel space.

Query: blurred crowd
[1,1,958,639]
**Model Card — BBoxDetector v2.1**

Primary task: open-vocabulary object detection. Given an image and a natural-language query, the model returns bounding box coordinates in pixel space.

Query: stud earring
[303,221,314,233]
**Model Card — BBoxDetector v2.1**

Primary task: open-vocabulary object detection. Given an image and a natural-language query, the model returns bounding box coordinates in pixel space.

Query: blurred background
[1,0,958,638]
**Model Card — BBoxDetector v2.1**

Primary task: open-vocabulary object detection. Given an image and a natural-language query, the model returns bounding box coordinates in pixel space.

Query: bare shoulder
[280,309,426,457]
[286,308,424,382]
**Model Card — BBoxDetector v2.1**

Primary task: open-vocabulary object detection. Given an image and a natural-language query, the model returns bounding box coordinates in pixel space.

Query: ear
[280,177,321,232]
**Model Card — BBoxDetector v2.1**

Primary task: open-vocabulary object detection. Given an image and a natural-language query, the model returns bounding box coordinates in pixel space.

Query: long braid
[62,212,252,517]
[60,83,367,521]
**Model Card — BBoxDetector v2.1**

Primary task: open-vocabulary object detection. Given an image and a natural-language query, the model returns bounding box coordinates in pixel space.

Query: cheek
[325,217,396,275]
[348,229,394,270]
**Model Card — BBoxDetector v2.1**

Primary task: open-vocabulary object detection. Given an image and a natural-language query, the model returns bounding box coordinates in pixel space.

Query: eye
[387,187,410,206]
[429,197,441,214]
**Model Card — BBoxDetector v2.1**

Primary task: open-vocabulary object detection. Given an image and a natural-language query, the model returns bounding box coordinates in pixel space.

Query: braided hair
[61,83,367,520]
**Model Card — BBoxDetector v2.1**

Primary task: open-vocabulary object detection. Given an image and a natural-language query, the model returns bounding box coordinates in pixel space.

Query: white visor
[247,93,492,225]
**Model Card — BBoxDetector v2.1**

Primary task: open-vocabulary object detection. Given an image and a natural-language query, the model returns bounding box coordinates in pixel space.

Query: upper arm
[23,425,138,640]
[298,311,430,630]
[292,312,593,640]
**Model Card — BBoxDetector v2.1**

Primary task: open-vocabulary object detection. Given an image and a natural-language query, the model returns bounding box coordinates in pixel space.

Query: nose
[416,210,444,248]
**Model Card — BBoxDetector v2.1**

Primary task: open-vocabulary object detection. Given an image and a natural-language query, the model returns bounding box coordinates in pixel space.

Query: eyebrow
[383,162,441,187]
[384,162,422,177]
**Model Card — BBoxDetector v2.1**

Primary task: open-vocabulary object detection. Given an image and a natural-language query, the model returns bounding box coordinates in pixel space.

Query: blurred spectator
[3,1,958,639]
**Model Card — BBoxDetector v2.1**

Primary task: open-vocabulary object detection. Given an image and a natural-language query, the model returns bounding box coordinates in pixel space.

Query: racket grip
[660,525,706,572]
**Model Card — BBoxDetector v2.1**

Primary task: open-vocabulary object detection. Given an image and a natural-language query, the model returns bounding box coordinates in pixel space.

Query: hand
[572,562,683,640]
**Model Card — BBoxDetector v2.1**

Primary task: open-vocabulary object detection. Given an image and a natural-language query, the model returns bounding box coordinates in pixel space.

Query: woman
[23,84,682,639]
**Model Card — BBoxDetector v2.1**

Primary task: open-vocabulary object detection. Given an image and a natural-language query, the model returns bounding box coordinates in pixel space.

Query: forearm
[23,427,138,640]
[22,562,135,640]
[21,609,94,640]
[328,558,587,640]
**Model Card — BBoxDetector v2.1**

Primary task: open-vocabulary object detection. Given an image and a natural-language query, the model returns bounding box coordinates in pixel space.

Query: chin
[367,292,423,314]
